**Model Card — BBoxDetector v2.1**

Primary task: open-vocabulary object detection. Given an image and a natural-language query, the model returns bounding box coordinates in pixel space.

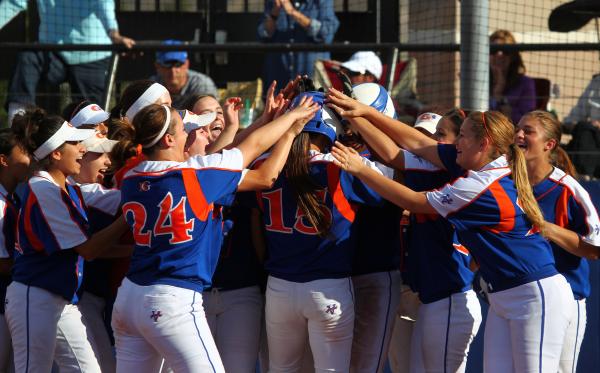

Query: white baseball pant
[0,313,14,373]
[265,276,355,373]
[203,286,263,373]
[409,289,481,373]
[350,270,402,373]
[483,274,573,373]
[558,298,587,373]
[79,291,116,373]
[111,278,224,373]
[5,281,101,373]
[388,285,421,373]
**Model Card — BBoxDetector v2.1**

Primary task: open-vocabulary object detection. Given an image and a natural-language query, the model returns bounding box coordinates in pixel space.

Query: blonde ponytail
[508,143,546,234]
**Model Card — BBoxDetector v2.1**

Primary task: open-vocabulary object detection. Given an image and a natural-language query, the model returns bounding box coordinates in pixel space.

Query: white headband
[143,105,172,149]
[125,83,169,121]
[33,121,96,161]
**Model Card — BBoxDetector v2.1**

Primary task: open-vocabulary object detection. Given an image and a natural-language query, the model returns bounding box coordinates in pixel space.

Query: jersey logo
[441,194,453,205]
[150,310,163,322]
[139,181,151,192]
[594,224,600,236]
[325,304,338,315]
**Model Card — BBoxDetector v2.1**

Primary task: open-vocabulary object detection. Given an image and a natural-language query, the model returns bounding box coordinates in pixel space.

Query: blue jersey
[353,152,401,276]
[402,150,474,304]
[75,183,122,299]
[427,156,557,293]
[210,192,265,291]
[534,167,600,300]
[13,172,120,302]
[120,149,244,293]
[0,184,18,314]
[259,152,384,282]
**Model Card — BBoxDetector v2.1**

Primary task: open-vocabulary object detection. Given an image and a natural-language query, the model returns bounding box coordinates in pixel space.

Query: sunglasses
[159,60,185,68]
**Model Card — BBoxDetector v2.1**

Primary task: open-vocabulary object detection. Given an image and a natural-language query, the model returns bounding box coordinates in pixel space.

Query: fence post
[460,0,489,111]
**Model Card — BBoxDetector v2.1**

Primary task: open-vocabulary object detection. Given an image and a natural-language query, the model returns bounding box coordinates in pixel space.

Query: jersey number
[262,189,332,235]
[123,193,194,246]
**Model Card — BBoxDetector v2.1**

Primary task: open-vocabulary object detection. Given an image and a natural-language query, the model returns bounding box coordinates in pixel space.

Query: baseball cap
[156,40,188,65]
[82,131,118,153]
[70,104,110,128]
[178,110,217,133]
[341,51,383,80]
[33,121,96,160]
[414,112,442,135]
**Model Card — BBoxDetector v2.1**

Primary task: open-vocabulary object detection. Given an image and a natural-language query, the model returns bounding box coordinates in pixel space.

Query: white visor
[125,83,170,121]
[180,110,217,133]
[70,104,110,127]
[33,121,96,160]
[82,131,119,153]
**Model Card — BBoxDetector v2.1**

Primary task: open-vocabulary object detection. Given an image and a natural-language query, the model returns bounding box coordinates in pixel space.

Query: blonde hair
[468,111,546,233]
[521,111,577,177]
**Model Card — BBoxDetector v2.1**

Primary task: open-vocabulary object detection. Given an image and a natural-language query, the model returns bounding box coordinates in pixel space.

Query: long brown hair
[284,132,331,237]
[489,30,527,91]
[468,110,546,233]
[521,111,577,177]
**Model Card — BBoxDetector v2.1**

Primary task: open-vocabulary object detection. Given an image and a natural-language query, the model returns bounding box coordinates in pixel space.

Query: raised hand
[223,97,243,128]
[330,141,366,175]
[288,95,318,135]
[326,87,374,119]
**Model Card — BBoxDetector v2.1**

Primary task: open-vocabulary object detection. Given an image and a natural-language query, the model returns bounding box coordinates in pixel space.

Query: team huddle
[0,76,599,373]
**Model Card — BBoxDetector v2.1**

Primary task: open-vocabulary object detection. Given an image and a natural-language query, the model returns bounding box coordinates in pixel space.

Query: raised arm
[327,88,446,169]
[544,222,600,260]
[206,97,242,154]
[236,95,317,169]
[330,141,437,214]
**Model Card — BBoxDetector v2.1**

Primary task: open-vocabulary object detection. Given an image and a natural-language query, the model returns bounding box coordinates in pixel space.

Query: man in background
[0,0,135,124]
[151,40,218,109]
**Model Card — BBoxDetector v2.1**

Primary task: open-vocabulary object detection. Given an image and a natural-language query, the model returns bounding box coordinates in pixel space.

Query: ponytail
[284,133,331,237]
[108,118,138,173]
[553,146,577,178]
[508,143,546,234]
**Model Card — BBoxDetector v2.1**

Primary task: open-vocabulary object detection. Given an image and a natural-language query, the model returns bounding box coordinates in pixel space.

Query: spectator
[0,0,135,124]
[258,0,339,92]
[150,40,218,109]
[340,51,382,85]
[563,74,600,180]
[489,29,536,125]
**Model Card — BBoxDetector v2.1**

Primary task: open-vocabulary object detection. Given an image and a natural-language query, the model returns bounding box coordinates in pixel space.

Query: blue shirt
[13,173,119,302]
[0,0,118,64]
[258,0,339,91]
[121,149,244,293]
[534,167,600,300]
[209,192,265,291]
[259,152,383,282]
[402,150,474,304]
[427,156,558,293]
[353,152,401,275]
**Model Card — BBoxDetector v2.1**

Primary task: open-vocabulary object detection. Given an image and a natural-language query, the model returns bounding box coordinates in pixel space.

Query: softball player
[112,100,316,372]
[347,105,481,373]
[257,91,391,372]
[70,132,122,373]
[0,128,30,373]
[516,111,600,373]
[346,83,402,373]
[5,109,127,373]
[327,91,573,372]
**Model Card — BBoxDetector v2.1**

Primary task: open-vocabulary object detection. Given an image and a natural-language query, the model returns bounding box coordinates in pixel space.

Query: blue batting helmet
[290,91,343,144]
